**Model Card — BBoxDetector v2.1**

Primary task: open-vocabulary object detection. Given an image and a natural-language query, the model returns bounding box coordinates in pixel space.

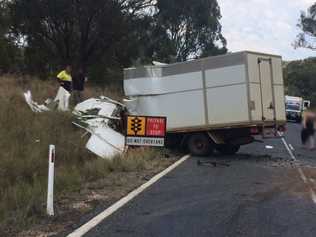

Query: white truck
[285,96,310,123]
[124,51,287,156]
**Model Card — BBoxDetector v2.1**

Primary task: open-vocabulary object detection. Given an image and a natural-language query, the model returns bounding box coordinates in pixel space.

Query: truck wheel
[216,144,240,155]
[187,133,213,156]
[165,134,183,149]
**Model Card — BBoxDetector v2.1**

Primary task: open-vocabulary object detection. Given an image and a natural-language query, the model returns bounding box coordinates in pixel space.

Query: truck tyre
[187,133,213,156]
[216,144,240,155]
[165,134,183,149]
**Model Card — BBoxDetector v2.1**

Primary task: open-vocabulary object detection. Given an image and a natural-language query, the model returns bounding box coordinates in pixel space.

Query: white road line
[278,132,316,205]
[67,154,191,237]
[310,189,316,204]
[289,144,295,151]
[280,137,296,161]
[298,167,308,183]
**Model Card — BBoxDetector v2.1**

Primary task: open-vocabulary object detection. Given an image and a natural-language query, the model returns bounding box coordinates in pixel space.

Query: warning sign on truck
[126,116,167,147]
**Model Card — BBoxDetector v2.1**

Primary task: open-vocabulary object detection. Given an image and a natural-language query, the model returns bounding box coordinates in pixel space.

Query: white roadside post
[47,145,55,216]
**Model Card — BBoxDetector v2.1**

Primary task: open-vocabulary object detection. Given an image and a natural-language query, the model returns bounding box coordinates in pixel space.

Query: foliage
[0,0,226,80]
[0,76,169,235]
[8,0,142,71]
[152,0,227,62]
[0,0,21,73]
[295,3,316,50]
[283,58,316,105]
[287,2,316,106]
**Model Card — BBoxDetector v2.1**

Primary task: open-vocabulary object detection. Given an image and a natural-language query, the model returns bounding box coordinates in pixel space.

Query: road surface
[73,123,316,237]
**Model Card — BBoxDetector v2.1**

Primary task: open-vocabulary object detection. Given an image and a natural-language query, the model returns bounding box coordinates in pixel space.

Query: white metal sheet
[247,53,283,85]
[271,57,284,85]
[124,71,203,96]
[205,64,246,88]
[274,85,286,121]
[86,127,125,159]
[74,98,117,117]
[24,90,50,113]
[54,87,71,111]
[259,60,274,121]
[207,84,249,124]
[249,83,263,121]
[125,91,206,129]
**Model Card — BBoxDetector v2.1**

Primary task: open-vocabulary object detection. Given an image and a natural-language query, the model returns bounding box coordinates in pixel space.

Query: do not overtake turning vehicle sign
[126,116,167,147]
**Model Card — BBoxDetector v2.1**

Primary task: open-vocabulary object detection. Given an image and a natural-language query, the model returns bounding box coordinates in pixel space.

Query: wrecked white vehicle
[73,97,126,159]
[24,88,127,160]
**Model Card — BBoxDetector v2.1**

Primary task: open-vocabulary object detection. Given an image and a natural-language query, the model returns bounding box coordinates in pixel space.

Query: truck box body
[124,51,286,133]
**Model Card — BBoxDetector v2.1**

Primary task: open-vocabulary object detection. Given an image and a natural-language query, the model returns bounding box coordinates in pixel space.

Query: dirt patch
[275,167,315,200]
[300,167,316,180]
[248,165,315,204]
[252,185,284,202]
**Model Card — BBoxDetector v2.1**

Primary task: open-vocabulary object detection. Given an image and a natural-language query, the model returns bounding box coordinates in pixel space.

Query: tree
[0,0,21,73]
[153,0,227,62]
[284,58,316,104]
[295,3,316,50]
[6,0,227,80]
[8,0,154,75]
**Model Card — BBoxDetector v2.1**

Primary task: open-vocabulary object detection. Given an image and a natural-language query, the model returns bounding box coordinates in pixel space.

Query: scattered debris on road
[197,159,230,167]
[265,145,274,149]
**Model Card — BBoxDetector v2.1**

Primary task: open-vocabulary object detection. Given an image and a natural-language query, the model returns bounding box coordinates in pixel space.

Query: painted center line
[279,133,316,206]
[298,167,308,183]
[310,189,316,204]
[67,154,191,237]
[289,144,295,151]
[280,137,296,161]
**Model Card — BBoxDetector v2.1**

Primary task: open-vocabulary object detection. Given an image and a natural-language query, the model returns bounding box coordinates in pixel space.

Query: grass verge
[0,75,174,236]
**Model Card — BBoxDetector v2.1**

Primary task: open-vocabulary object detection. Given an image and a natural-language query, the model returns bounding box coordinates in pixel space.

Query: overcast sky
[217,0,316,61]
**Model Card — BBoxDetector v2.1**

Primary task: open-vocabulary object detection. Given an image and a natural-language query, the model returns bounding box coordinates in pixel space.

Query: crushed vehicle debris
[24,88,127,160]
[55,87,71,111]
[73,97,126,159]
[24,90,50,113]
[24,87,71,112]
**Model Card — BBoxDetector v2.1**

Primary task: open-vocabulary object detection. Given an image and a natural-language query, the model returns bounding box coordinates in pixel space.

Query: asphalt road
[82,123,316,237]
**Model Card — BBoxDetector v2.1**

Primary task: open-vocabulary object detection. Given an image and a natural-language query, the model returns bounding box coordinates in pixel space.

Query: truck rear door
[258,58,275,122]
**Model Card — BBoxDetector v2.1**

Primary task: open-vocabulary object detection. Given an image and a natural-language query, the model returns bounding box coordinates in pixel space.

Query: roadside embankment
[0,76,175,236]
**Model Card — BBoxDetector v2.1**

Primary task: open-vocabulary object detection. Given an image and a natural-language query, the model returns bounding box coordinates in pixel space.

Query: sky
[217,0,316,61]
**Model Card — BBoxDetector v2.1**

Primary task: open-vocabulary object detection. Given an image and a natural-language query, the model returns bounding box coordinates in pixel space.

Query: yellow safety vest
[57,70,72,82]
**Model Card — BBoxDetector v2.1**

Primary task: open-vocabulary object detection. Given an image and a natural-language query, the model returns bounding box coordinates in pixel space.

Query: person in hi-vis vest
[57,65,72,92]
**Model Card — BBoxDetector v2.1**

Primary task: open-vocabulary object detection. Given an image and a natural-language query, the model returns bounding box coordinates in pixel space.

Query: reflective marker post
[47,145,55,216]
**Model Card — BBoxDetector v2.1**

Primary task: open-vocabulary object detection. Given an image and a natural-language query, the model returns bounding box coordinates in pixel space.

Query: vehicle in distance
[285,96,310,123]
[124,51,287,156]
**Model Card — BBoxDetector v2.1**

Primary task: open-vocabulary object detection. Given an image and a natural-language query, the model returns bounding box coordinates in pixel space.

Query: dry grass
[0,75,169,236]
